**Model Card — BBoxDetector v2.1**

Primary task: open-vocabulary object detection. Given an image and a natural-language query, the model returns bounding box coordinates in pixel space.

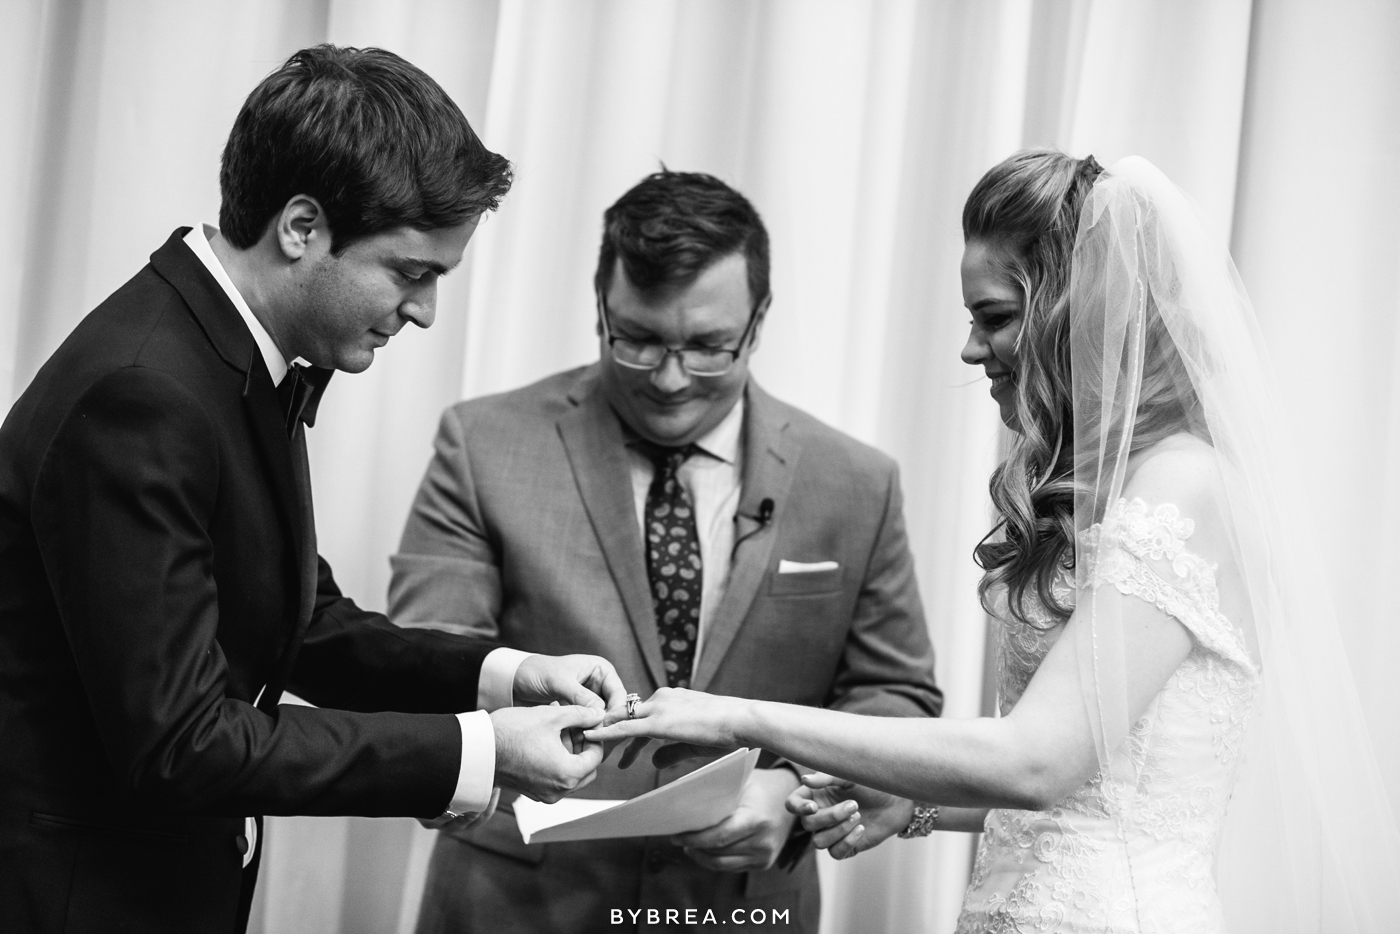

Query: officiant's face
[290,215,478,373]
[599,253,763,447]
[960,239,1024,429]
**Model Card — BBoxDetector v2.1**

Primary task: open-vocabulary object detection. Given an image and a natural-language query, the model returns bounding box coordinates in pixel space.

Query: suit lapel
[692,382,799,692]
[557,372,668,690]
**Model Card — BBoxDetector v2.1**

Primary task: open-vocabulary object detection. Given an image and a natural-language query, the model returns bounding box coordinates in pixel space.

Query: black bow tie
[276,364,333,438]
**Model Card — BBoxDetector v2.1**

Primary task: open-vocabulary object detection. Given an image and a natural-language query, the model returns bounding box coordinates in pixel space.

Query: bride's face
[960,239,1024,429]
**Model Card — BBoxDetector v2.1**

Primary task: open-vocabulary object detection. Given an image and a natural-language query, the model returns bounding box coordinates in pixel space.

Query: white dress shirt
[625,398,744,680]
[184,226,525,861]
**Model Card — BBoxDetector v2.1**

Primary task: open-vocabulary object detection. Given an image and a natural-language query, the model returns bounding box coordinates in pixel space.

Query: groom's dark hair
[219,44,511,253]
[595,170,771,307]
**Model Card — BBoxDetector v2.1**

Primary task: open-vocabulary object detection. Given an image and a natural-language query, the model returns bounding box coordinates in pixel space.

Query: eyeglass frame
[595,289,768,377]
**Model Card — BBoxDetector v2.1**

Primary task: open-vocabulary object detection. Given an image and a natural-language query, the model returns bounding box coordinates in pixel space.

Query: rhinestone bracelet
[897,804,940,838]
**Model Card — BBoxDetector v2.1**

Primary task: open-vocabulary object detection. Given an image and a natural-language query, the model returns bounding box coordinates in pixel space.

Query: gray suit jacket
[390,365,941,934]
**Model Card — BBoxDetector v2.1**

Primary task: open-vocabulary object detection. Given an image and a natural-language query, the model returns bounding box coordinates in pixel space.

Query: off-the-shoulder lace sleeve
[1089,498,1256,676]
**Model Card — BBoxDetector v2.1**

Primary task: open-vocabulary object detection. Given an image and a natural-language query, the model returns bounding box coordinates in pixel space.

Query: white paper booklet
[514,747,761,844]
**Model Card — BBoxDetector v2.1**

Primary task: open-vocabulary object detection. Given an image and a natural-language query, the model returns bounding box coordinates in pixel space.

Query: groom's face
[598,253,762,448]
[285,213,479,373]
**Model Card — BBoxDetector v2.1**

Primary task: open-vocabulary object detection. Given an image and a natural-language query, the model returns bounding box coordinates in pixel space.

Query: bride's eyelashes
[975,314,1013,330]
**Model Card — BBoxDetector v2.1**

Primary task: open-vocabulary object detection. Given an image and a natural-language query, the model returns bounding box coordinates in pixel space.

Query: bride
[589,150,1400,931]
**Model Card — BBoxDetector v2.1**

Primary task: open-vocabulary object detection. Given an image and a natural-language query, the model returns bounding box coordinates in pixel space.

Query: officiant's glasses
[597,293,762,377]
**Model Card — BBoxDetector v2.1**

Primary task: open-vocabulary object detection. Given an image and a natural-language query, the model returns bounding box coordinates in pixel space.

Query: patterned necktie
[640,442,704,689]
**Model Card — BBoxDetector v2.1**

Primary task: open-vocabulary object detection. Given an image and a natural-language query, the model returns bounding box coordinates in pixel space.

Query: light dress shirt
[184,226,527,864]
[625,397,744,679]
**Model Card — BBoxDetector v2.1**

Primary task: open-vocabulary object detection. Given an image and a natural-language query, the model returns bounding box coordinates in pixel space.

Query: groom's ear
[273,194,330,263]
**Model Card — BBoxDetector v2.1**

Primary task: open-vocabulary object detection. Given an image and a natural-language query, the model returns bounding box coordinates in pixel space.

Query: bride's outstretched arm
[588,592,1191,810]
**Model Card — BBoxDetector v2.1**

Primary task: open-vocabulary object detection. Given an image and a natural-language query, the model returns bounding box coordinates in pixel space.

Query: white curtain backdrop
[1,2,1396,932]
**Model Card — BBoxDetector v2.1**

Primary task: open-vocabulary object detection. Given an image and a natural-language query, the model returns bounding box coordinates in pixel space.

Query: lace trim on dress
[1090,498,1258,678]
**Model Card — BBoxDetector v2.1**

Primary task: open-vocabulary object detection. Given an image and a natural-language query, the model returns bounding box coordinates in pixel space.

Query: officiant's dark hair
[219,44,512,253]
[595,170,770,308]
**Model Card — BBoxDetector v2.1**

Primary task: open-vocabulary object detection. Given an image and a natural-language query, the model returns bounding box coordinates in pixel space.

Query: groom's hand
[512,653,628,720]
[672,767,800,872]
[491,705,606,803]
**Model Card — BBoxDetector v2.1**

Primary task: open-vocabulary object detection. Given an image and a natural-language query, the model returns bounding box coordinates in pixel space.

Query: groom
[0,46,625,934]
[391,170,943,933]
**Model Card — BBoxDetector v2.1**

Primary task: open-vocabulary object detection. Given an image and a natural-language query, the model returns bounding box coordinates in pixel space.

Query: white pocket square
[778,560,840,574]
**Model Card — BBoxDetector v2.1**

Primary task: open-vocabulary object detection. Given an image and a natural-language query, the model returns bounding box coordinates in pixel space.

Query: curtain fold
[0,2,1395,932]
[1230,0,1400,825]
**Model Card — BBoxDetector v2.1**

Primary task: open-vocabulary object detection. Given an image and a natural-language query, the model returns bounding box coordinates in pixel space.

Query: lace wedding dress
[955,497,1259,934]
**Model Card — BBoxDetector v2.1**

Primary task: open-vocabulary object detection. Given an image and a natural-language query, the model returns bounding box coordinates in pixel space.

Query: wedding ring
[625,693,641,719]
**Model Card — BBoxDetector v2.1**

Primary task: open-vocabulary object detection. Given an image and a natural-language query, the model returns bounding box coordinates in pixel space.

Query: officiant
[389,170,943,933]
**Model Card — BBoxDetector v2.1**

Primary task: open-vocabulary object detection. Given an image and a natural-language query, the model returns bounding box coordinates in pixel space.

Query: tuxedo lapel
[237,354,318,711]
[556,372,668,690]
[254,426,319,711]
[150,229,315,706]
[150,229,260,374]
[692,382,798,692]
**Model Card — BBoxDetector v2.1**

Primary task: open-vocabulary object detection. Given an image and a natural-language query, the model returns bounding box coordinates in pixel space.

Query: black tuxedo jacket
[0,230,494,933]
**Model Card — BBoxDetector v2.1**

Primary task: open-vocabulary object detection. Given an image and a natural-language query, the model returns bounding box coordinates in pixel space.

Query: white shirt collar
[183,224,290,386]
[693,396,744,465]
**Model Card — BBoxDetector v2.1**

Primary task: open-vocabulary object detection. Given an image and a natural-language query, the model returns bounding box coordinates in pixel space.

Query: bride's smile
[959,239,1024,428]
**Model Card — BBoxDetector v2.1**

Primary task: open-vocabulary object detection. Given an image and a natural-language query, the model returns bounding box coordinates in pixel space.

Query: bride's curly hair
[965,149,1203,628]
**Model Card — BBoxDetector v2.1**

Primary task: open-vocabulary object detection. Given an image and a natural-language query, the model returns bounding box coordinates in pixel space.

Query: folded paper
[514,748,760,844]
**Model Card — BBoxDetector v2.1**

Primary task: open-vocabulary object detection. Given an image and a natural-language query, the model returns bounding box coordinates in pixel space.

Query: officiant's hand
[671,767,800,872]
[786,773,912,860]
[512,653,629,718]
[491,705,605,803]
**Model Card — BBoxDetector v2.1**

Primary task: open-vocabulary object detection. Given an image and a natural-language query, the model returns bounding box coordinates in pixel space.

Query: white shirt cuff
[448,710,496,814]
[477,647,534,711]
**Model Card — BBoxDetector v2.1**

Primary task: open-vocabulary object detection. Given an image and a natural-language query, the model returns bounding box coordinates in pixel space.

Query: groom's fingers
[550,706,607,756]
[550,704,605,738]
[589,663,629,716]
[548,671,606,710]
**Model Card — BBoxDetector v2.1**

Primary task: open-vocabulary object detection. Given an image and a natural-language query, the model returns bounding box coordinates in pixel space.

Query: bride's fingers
[581,718,644,744]
[803,799,860,835]
[800,772,854,791]
[785,787,817,817]
[828,824,866,860]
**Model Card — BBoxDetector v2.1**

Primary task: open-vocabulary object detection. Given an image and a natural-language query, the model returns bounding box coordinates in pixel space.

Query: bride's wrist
[732,697,766,748]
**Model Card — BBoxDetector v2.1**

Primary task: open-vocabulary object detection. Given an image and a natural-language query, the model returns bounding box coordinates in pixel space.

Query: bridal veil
[1069,157,1400,931]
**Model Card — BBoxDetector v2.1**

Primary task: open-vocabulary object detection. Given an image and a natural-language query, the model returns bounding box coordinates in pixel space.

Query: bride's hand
[786,773,914,860]
[582,687,754,769]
